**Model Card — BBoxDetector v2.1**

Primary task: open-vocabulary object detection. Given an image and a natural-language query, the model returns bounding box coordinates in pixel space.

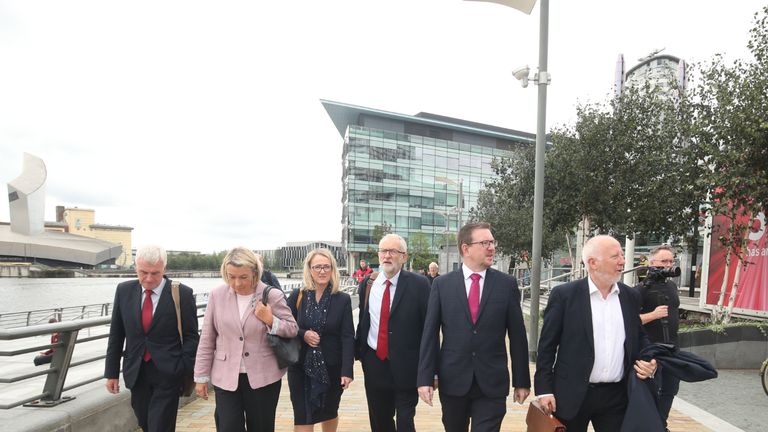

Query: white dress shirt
[461,264,487,300]
[587,276,626,383]
[366,270,400,350]
[141,278,166,314]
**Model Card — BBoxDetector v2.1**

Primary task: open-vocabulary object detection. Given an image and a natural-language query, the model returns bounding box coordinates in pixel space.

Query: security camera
[512,66,530,88]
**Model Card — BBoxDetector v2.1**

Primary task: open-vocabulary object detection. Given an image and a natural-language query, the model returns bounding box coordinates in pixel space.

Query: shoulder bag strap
[171,280,183,344]
[363,271,378,312]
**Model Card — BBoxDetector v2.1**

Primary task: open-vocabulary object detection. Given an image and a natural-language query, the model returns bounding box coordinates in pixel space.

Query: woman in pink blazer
[194,247,298,432]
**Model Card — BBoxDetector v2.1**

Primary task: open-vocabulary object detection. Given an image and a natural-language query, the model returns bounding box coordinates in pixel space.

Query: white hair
[581,235,617,267]
[135,245,167,267]
[379,233,408,253]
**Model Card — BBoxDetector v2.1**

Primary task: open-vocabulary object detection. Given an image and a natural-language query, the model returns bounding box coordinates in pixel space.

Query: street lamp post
[467,0,548,361]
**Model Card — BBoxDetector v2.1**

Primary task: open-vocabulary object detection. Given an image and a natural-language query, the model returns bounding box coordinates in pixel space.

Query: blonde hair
[302,248,340,294]
[220,247,263,286]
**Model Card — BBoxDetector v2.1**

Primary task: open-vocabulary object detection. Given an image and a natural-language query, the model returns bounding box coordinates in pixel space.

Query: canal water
[0,277,299,313]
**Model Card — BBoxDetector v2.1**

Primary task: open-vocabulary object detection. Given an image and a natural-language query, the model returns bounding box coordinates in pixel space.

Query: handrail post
[32,329,79,406]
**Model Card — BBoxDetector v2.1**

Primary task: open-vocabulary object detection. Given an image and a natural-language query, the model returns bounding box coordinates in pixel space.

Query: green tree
[694,6,768,322]
[365,222,393,266]
[407,232,435,272]
[475,78,702,275]
[473,146,566,269]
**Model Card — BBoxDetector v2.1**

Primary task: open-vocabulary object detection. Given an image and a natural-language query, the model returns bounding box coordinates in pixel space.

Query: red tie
[469,273,481,324]
[376,280,391,361]
[142,289,153,362]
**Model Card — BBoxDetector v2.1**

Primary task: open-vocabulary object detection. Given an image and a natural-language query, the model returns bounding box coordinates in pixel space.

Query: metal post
[528,0,549,362]
[44,328,78,403]
[458,179,464,228]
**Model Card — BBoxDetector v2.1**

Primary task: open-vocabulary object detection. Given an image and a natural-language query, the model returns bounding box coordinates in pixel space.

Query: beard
[594,268,621,286]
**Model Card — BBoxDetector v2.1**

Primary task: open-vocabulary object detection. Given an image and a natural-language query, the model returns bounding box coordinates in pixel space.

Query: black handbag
[261,285,301,369]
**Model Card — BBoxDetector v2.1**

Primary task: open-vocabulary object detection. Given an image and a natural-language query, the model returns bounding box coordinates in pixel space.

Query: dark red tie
[142,289,153,362]
[376,280,391,360]
[469,273,481,323]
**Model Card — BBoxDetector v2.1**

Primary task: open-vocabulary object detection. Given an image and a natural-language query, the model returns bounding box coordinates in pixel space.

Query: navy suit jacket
[534,277,649,421]
[105,278,199,389]
[287,288,355,379]
[355,270,431,390]
[417,268,531,398]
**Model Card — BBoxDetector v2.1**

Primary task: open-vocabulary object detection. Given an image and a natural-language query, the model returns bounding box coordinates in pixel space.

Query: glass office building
[322,100,536,266]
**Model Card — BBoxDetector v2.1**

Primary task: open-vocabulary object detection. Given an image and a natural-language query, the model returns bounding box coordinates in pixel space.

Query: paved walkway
[175,362,713,432]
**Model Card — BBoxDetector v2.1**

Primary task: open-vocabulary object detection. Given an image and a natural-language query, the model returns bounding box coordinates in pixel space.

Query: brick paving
[175,363,712,431]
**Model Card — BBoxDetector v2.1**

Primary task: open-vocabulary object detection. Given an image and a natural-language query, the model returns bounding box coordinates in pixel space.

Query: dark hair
[457,222,492,256]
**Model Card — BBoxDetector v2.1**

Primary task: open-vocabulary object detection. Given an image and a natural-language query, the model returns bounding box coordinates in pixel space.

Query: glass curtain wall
[343,125,514,255]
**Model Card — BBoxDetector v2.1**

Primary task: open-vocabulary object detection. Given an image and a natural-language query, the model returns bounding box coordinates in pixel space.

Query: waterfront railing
[0,282,312,410]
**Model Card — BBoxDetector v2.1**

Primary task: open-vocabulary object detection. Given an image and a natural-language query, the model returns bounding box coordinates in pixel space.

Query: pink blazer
[194,281,298,391]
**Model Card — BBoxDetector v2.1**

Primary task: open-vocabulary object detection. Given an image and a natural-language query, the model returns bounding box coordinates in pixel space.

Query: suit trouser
[213,374,281,432]
[438,377,506,432]
[362,348,419,432]
[658,372,680,425]
[130,359,181,432]
[560,381,627,432]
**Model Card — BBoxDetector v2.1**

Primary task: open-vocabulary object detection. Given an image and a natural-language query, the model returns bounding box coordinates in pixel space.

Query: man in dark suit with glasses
[417,222,530,432]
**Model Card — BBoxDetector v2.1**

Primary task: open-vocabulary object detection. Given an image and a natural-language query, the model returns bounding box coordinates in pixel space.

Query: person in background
[353,259,373,284]
[636,245,680,430]
[256,253,282,289]
[637,254,649,282]
[105,245,199,432]
[358,234,431,432]
[34,318,59,366]
[286,248,354,431]
[426,262,440,284]
[194,247,298,432]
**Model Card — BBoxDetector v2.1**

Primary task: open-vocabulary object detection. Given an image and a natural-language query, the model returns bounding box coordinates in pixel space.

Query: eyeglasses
[378,249,405,256]
[468,240,497,249]
[310,265,332,273]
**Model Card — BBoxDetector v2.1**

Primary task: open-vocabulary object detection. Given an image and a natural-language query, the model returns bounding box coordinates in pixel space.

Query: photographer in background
[635,244,681,431]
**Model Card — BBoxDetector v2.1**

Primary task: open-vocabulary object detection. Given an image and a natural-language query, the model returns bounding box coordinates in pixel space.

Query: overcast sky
[0,0,763,252]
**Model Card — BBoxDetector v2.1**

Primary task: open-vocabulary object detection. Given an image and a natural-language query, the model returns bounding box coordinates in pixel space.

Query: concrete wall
[0,380,197,432]
[679,325,768,369]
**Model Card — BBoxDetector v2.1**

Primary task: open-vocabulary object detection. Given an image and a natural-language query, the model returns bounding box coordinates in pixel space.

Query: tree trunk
[575,216,591,279]
[724,258,743,323]
[725,237,749,323]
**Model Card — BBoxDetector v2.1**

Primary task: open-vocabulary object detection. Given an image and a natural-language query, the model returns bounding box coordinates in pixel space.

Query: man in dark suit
[417,222,530,432]
[356,233,431,432]
[534,235,657,432]
[105,245,199,432]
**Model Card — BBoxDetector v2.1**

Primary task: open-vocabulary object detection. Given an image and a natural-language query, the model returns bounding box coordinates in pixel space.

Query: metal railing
[0,283,304,410]
[518,269,577,308]
[0,293,212,329]
[0,316,114,409]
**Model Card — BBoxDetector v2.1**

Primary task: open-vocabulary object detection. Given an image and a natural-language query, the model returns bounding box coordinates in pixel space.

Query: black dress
[286,287,354,425]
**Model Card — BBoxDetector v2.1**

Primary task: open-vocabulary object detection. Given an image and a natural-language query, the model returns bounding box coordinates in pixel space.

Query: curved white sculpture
[8,153,47,235]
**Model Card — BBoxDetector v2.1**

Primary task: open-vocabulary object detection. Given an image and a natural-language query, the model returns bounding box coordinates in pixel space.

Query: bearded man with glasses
[355,233,431,432]
[417,222,530,432]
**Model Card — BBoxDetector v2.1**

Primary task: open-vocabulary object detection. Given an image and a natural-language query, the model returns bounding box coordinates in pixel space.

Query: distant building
[1,154,123,268]
[56,207,133,267]
[615,51,687,98]
[279,241,345,271]
[253,249,279,270]
[322,99,536,269]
